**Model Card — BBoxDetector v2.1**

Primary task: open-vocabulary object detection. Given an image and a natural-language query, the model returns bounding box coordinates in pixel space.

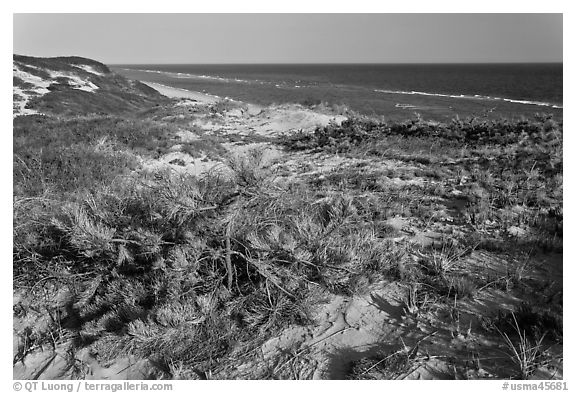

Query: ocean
[112,63,563,121]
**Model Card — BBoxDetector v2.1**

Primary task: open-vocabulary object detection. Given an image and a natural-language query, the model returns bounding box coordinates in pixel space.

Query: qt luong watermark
[13,381,173,392]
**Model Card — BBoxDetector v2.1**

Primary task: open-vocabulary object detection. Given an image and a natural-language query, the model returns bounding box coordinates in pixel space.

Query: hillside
[13,56,563,380]
[13,54,167,117]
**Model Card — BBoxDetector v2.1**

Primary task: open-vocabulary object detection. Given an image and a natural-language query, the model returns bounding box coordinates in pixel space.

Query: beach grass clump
[416,242,464,278]
[209,99,247,116]
[13,146,408,375]
[180,136,228,159]
[485,304,562,345]
[495,312,552,379]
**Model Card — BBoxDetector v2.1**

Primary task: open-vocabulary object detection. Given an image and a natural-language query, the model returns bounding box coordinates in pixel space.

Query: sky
[13,13,563,65]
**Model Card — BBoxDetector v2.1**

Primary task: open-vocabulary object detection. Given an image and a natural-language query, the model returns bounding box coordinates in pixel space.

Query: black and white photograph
[10,8,565,384]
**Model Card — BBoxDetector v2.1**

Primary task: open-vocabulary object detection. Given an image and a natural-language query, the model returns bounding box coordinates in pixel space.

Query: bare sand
[142,81,221,104]
[143,81,265,116]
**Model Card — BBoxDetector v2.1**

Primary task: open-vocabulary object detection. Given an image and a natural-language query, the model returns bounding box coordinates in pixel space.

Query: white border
[3,4,571,391]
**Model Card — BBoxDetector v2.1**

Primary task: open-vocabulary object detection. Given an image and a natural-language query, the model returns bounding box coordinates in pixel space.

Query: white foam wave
[374,89,562,109]
[124,68,303,88]
[121,68,562,109]
[128,68,257,85]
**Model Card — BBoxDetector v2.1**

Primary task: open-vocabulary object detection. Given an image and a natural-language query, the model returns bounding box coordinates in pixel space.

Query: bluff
[13,54,167,117]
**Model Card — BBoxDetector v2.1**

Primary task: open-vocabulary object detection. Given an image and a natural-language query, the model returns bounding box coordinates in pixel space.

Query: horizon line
[12,54,563,66]
[107,61,563,66]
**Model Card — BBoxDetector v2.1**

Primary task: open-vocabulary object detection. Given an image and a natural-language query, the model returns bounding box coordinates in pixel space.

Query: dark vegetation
[281,114,561,151]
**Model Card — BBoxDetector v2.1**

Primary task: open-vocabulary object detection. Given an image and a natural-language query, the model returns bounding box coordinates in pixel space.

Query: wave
[123,68,315,90]
[374,89,562,109]
[125,68,271,86]
[121,68,563,109]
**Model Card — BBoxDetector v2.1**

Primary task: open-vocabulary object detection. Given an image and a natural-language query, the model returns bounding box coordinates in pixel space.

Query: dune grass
[13,109,562,379]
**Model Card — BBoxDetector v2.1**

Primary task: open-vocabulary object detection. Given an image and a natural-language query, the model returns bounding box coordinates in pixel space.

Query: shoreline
[113,68,563,122]
[141,81,221,104]
[143,81,263,115]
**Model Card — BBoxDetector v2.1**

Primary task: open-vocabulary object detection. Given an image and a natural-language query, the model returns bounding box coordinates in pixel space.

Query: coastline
[112,64,563,122]
[143,81,264,115]
[141,81,221,104]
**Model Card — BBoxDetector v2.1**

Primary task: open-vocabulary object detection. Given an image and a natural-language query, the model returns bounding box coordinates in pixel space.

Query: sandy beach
[141,81,222,104]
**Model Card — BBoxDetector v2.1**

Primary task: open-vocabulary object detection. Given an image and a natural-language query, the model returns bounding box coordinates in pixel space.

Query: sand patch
[48,71,99,92]
[13,64,52,116]
[250,105,346,136]
[73,64,106,76]
[141,152,225,176]
[230,282,408,379]
[142,82,220,104]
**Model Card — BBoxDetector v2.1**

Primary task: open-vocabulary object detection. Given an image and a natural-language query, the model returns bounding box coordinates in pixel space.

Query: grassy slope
[14,54,168,116]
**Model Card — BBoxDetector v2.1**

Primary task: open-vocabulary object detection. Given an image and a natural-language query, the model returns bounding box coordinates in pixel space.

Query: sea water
[112,63,562,121]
